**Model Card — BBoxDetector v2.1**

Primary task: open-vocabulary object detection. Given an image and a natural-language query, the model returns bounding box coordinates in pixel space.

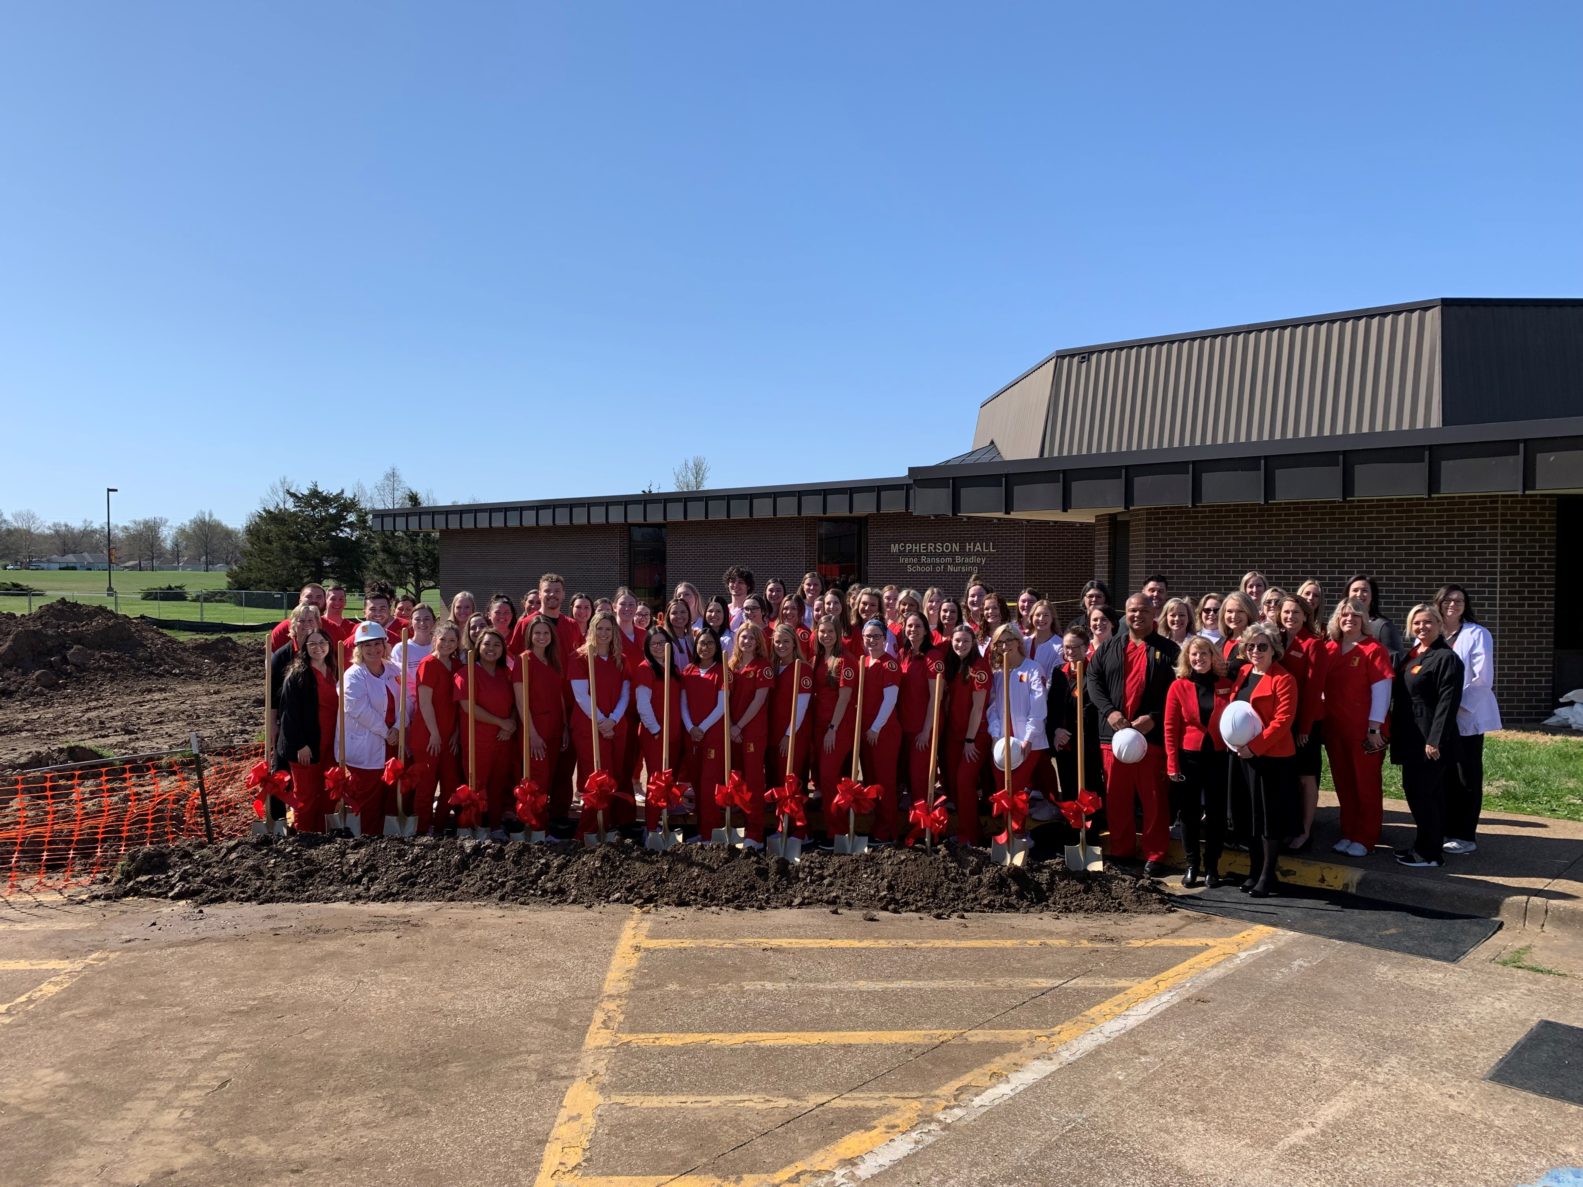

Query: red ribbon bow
[1059,788,1104,830]
[767,775,807,828]
[832,777,880,816]
[449,783,486,828]
[382,756,407,790]
[340,770,384,814]
[989,785,1030,834]
[581,769,626,813]
[513,778,549,830]
[906,795,949,846]
[645,770,686,813]
[713,770,753,813]
[323,765,348,800]
[246,760,291,818]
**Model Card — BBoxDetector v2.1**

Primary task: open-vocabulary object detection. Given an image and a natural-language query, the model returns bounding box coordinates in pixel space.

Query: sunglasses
[1201,605,1220,616]
[1245,641,1272,653]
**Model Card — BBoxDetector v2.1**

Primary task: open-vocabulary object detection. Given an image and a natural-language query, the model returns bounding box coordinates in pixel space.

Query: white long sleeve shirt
[867,686,899,733]
[681,665,726,733]
[387,639,433,719]
[570,676,631,723]
[1447,621,1502,734]
[986,660,1049,751]
[337,662,398,770]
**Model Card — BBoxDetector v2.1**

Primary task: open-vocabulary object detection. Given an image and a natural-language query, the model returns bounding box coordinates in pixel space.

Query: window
[817,519,865,591]
[628,526,666,607]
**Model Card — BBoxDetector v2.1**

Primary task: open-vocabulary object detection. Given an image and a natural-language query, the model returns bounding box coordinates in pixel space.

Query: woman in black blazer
[1389,604,1464,869]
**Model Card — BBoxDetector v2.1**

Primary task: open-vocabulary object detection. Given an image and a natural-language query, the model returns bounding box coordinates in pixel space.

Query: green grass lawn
[1320,729,1583,823]
[6,568,233,594]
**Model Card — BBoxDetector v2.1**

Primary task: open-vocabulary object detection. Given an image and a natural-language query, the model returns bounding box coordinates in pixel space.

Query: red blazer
[1279,633,1328,735]
[1229,666,1298,758]
[1163,676,1233,776]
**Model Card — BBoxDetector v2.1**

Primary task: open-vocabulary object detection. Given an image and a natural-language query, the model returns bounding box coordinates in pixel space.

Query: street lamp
[105,487,117,597]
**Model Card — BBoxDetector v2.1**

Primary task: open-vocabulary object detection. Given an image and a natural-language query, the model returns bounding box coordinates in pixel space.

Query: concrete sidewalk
[1163,790,1583,933]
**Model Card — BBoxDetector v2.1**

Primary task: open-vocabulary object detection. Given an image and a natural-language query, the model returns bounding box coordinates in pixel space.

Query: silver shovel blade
[1064,843,1104,873]
[710,827,747,849]
[990,834,1031,867]
[833,834,869,856]
[383,816,417,839]
[644,829,684,852]
[766,834,803,863]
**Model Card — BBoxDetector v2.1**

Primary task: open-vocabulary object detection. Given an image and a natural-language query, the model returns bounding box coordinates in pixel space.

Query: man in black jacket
[1086,593,1180,873]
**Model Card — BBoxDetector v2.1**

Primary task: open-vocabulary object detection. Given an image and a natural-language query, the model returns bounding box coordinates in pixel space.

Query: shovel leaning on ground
[383,627,417,838]
[989,648,1030,867]
[832,657,870,855]
[767,658,805,862]
[324,646,351,835]
[645,642,684,852]
[250,646,287,837]
[511,647,547,843]
[1061,659,1103,873]
[711,664,747,848]
[449,649,489,841]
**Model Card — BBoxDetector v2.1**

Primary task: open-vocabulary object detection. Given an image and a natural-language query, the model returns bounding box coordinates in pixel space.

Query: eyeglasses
[1245,641,1272,653]
[1201,605,1220,616]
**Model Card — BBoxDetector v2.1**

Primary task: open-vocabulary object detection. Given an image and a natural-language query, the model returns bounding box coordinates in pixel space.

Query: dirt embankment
[0,601,261,769]
[105,836,1171,916]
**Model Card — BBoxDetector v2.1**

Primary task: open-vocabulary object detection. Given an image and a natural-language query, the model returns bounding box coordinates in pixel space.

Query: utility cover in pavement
[1487,1020,1583,1107]
[1178,883,1500,963]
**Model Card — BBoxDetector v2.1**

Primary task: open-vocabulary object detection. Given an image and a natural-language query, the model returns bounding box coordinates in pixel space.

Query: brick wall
[439,525,628,605]
[1097,494,1557,723]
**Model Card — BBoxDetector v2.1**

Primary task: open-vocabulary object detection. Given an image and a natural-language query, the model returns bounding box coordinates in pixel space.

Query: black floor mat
[1176,882,1501,963]
[1487,1020,1583,1107]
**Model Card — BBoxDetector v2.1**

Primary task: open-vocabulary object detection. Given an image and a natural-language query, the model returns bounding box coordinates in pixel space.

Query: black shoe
[1204,868,1222,889]
[1182,865,1200,888]
[1142,860,1160,879]
[1248,883,1277,898]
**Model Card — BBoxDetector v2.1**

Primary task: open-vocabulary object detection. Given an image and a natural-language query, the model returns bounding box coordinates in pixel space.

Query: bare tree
[122,517,169,571]
[178,511,232,571]
[215,522,244,569]
[672,455,711,491]
[48,520,98,555]
[11,509,45,567]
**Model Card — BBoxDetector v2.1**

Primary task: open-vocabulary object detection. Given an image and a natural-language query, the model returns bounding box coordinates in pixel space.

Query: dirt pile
[104,836,1170,916]
[0,601,256,699]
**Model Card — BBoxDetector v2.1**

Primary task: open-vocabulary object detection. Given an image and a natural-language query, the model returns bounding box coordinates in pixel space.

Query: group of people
[259,565,1501,893]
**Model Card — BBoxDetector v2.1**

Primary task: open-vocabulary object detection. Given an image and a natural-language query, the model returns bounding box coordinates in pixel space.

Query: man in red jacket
[1085,593,1181,876]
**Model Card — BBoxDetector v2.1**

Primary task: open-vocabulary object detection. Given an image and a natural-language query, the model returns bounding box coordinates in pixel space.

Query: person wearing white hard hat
[986,624,1049,817]
[1164,636,1234,888]
[1086,593,1180,875]
[1227,621,1298,897]
[337,619,400,835]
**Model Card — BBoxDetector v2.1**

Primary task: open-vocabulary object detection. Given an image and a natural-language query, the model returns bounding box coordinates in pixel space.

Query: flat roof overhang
[909,417,1583,520]
[372,476,911,533]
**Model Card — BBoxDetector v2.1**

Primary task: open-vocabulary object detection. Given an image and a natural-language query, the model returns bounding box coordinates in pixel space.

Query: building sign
[888,540,998,576]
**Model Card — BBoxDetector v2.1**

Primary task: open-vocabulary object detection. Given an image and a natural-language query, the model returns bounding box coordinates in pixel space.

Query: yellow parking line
[0,959,74,971]
[533,912,648,1187]
[647,977,1141,993]
[603,1092,924,1111]
[0,952,110,1025]
[614,1028,1054,1048]
[637,936,1223,951]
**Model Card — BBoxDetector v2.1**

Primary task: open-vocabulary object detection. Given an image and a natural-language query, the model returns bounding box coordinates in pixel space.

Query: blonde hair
[1218,592,1257,639]
[1405,602,1445,636]
[990,622,1025,663]
[578,610,623,662]
[1326,597,1370,643]
[1160,597,1196,637]
[730,623,769,672]
[1174,634,1227,679]
[770,623,803,674]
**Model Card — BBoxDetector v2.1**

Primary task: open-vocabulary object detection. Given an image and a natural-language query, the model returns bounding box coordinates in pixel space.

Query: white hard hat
[352,621,388,645]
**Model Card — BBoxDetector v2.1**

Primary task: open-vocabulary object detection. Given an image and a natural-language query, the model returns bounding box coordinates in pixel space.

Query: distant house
[35,552,111,570]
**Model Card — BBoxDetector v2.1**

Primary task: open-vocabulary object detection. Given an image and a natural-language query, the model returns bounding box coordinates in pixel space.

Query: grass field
[1320,728,1583,823]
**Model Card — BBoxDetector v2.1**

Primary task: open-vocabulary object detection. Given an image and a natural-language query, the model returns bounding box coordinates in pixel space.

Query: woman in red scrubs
[568,593,595,643]
[810,613,857,838]
[767,624,814,799]
[943,622,990,843]
[727,623,773,844]
[570,611,632,839]
[411,621,462,834]
[1323,597,1394,858]
[857,619,902,842]
[455,628,518,835]
[633,625,686,831]
[613,588,646,792]
[773,592,814,660]
[511,616,567,821]
[897,611,943,808]
[681,627,727,840]
[1278,593,1327,851]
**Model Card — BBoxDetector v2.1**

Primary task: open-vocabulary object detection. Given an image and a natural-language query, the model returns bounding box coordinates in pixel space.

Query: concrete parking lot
[1,897,1580,1187]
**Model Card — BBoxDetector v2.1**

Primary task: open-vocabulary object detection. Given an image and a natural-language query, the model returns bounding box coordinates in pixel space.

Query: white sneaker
[1442,839,1478,855]
[1332,838,1353,854]
[1345,841,1369,858]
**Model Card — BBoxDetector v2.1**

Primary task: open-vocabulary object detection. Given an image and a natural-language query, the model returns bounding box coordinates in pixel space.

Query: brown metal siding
[972,357,1056,459]
[1043,306,1443,456]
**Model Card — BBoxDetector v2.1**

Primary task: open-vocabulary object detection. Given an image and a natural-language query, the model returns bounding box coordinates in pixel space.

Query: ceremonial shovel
[511,648,547,843]
[990,648,1031,868]
[710,662,747,848]
[383,628,417,838]
[326,647,356,836]
[767,658,804,862]
[833,659,869,856]
[457,650,489,840]
[252,646,287,837]
[1063,658,1103,873]
[583,640,615,847]
[645,642,683,852]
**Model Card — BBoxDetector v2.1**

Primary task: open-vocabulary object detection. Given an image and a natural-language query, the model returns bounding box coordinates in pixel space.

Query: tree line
[0,509,243,571]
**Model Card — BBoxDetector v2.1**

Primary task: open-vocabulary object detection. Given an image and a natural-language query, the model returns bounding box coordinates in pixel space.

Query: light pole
[105,487,117,597]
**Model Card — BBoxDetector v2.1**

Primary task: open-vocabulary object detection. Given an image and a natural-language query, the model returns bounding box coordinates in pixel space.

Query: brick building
[375,298,1583,722]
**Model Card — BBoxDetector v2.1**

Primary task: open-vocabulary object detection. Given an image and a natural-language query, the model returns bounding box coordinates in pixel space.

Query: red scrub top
[947,656,992,739]
[859,655,902,733]
[898,652,945,734]
[812,652,858,730]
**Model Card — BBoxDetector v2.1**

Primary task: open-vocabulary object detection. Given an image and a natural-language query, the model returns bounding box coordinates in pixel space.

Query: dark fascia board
[975,297,1583,409]
[371,475,911,530]
[909,417,1583,515]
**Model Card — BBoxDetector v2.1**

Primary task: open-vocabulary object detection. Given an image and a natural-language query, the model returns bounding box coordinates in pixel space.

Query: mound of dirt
[102,836,1170,916]
[0,601,258,699]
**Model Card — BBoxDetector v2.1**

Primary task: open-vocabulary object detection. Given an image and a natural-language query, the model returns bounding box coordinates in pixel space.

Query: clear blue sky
[2,2,1579,528]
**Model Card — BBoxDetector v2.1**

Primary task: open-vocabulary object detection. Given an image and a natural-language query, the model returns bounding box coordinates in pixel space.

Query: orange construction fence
[1,745,261,895]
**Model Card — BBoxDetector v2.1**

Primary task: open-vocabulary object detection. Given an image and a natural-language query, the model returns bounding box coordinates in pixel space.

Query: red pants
[573,721,631,839]
[618,714,642,789]
[860,726,901,841]
[814,728,855,836]
[900,732,938,803]
[640,728,687,830]
[1326,724,1385,849]
[945,735,988,844]
[991,750,1041,840]
[767,728,812,838]
[1102,741,1169,861]
[343,767,388,836]
[410,745,462,833]
[468,737,515,829]
[288,762,326,833]
[726,730,768,841]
